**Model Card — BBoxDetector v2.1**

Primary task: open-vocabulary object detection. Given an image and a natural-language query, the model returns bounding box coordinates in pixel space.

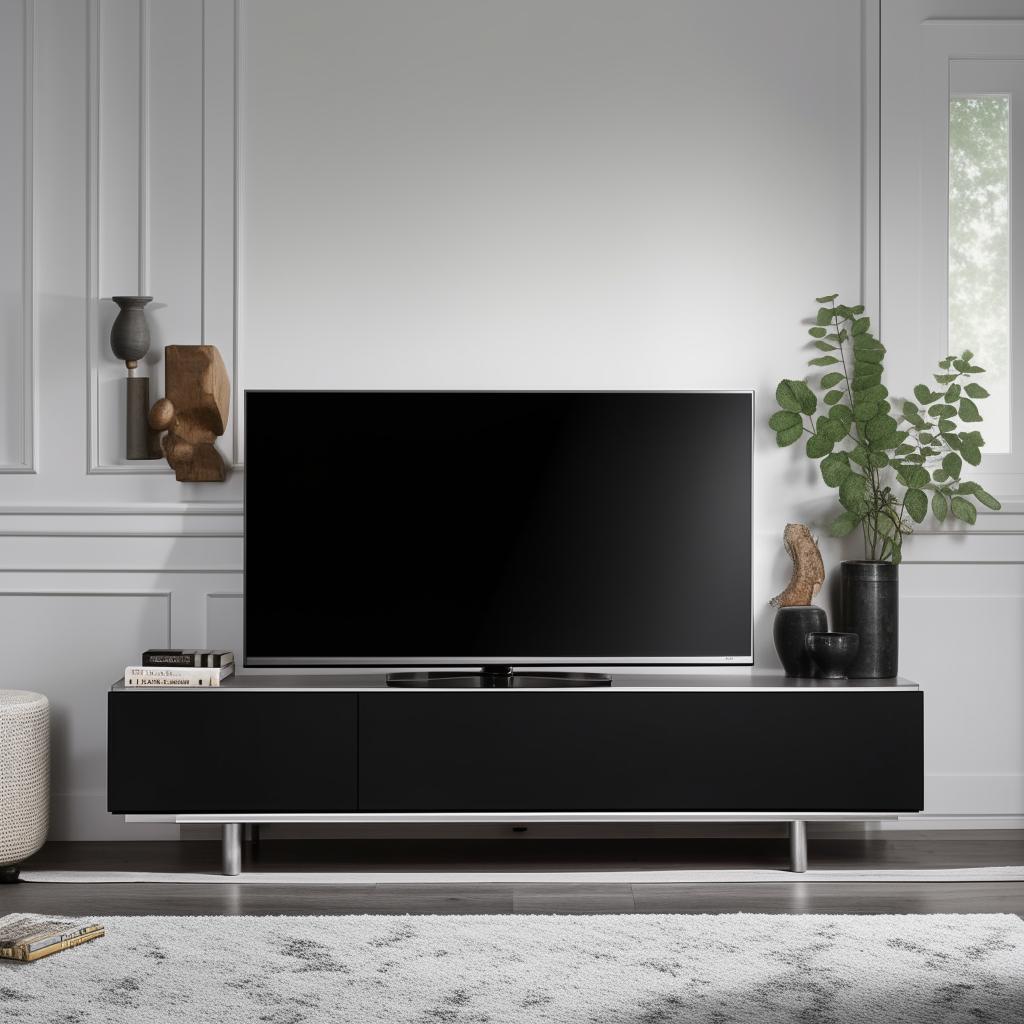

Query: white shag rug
[1,913,1022,1023]
[20,865,1024,883]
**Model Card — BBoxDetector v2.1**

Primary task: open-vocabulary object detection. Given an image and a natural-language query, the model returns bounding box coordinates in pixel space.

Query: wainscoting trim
[1,0,37,474]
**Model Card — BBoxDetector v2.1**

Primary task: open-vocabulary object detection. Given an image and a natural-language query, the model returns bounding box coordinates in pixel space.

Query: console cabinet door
[357,691,923,812]
[108,692,358,813]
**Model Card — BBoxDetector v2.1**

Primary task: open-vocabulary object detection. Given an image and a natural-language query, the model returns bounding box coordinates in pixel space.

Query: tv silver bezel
[243,389,755,668]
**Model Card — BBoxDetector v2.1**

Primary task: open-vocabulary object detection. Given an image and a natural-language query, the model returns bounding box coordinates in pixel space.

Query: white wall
[0,0,1018,839]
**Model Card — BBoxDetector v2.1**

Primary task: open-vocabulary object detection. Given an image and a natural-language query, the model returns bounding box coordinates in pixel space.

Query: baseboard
[49,792,179,841]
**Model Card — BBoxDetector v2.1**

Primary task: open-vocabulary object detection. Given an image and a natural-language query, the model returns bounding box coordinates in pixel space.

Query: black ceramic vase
[805,631,860,679]
[840,560,898,678]
[773,605,828,677]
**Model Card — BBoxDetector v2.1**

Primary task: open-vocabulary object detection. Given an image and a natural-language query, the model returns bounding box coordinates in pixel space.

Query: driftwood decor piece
[770,523,826,608]
[148,345,230,482]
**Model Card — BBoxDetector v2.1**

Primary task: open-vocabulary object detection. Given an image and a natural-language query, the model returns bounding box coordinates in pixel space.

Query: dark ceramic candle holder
[805,632,860,680]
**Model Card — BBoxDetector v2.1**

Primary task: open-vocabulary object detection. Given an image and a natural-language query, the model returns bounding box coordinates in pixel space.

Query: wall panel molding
[231,0,243,465]
[0,588,177,840]
[0,501,242,515]
[87,0,238,474]
[1,0,37,474]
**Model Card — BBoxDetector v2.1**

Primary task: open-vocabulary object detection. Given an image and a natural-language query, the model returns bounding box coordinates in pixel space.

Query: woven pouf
[0,690,49,880]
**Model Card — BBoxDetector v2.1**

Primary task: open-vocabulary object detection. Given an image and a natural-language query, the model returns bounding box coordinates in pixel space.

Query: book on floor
[124,662,235,687]
[0,914,104,962]
[142,649,234,668]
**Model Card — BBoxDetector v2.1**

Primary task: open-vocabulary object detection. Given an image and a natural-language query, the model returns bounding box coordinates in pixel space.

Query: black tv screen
[244,391,752,666]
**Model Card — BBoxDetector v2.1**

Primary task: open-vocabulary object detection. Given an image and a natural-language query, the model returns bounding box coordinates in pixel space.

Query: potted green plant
[769,294,1000,677]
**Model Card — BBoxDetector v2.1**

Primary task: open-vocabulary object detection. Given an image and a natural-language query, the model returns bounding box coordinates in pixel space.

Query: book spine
[26,924,102,953]
[143,651,234,667]
[25,930,105,962]
[125,667,219,687]
[143,653,199,666]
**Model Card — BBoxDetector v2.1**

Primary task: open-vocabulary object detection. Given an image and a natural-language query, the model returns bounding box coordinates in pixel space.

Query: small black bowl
[805,631,860,679]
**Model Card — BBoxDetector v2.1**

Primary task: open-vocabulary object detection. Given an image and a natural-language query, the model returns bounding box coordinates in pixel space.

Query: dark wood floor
[5,832,1023,917]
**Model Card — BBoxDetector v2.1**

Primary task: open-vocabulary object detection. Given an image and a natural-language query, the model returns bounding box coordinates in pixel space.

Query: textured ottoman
[0,690,49,882]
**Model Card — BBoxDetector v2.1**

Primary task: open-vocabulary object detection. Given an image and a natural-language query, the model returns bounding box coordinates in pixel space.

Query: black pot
[773,605,828,677]
[805,631,860,679]
[840,560,898,678]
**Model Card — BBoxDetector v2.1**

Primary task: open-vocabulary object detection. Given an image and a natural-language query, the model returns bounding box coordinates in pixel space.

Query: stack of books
[124,649,235,687]
[0,914,104,962]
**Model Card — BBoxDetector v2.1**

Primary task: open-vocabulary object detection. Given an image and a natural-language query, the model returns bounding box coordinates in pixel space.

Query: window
[948,95,1010,452]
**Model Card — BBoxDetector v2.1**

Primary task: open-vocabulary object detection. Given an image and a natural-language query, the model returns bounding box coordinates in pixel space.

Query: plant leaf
[815,293,839,304]
[808,326,828,338]
[820,372,844,388]
[942,452,962,480]
[829,404,853,430]
[904,488,928,524]
[900,465,929,488]
[975,487,1001,511]
[958,397,983,422]
[806,433,834,458]
[853,400,878,422]
[814,340,838,352]
[775,423,803,447]
[961,443,981,466]
[951,496,977,525]
[768,410,801,431]
[964,382,989,399]
[776,379,816,416]
[809,356,840,366]
[820,452,852,488]
[830,510,861,537]
[931,490,948,522]
[865,413,898,441]
[839,472,868,512]
[914,384,939,404]
[816,307,834,326]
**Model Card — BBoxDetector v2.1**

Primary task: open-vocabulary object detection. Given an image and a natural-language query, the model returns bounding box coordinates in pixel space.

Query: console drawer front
[358,691,923,812]
[108,691,358,813]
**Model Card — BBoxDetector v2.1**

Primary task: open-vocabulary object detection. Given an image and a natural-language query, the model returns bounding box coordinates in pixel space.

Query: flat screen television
[244,391,753,678]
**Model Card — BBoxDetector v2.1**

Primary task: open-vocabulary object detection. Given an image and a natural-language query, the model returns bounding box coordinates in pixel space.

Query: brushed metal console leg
[790,820,808,873]
[222,823,242,876]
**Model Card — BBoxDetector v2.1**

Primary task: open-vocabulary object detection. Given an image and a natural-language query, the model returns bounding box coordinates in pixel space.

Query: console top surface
[111,672,918,692]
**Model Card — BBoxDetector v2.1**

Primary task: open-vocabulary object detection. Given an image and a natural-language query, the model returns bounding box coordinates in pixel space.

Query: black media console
[108,673,924,875]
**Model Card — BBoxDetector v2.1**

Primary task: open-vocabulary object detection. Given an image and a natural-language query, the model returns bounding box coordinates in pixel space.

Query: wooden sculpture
[770,523,825,607]
[148,345,230,482]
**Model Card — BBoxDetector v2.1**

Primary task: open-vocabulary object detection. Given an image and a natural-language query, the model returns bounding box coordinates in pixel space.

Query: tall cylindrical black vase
[773,605,828,677]
[840,560,898,678]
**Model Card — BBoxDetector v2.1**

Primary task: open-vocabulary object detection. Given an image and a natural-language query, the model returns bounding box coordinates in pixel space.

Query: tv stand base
[790,819,807,873]
[189,812,859,876]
